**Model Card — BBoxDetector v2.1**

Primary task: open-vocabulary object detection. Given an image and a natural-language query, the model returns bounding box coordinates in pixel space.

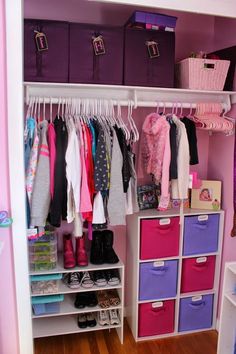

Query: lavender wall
[0,0,19,353]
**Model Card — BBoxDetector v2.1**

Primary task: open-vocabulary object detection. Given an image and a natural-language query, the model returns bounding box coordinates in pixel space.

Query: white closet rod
[27,96,199,109]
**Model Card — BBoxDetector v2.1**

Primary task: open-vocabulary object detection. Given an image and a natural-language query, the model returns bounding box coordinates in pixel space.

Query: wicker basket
[177,58,230,90]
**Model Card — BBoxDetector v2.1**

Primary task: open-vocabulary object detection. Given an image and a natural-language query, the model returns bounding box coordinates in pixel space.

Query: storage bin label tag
[159,218,170,226]
[152,301,163,308]
[146,41,160,58]
[196,256,207,263]
[198,215,208,221]
[192,296,203,302]
[34,31,48,51]
[92,36,106,56]
[153,261,165,267]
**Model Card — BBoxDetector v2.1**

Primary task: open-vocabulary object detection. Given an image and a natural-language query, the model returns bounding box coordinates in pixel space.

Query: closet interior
[23,0,236,352]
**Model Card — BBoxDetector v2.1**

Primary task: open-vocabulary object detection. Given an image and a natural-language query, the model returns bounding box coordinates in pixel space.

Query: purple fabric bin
[128,11,177,28]
[69,23,124,85]
[124,27,175,87]
[139,260,178,301]
[178,294,214,332]
[183,214,219,256]
[24,19,69,82]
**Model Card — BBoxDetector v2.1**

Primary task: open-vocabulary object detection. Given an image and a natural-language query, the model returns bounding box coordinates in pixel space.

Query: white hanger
[128,101,139,142]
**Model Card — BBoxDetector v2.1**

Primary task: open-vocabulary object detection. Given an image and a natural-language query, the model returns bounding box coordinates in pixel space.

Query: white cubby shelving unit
[217,262,236,354]
[126,208,224,341]
[30,254,125,342]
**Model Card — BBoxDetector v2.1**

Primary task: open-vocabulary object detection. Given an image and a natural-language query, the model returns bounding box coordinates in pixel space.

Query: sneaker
[98,310,110,326]
[63,272,81,289]
[109,309,120,325]
[93,270,107,287]
[80,271,94,288]
[104,269,120,286]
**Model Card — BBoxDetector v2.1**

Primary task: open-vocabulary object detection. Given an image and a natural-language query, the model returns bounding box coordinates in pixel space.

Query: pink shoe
[63,234,76,269]
[76,235,88,267]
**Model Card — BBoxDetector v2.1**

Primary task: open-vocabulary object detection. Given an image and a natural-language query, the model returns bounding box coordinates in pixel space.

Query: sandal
[97,290,110,309]
[80,272,94,289]
[93,270,107,287]
[106,289,120,306]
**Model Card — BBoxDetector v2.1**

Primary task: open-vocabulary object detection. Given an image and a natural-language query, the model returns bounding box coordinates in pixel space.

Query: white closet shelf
[225,293,236,307]
[90,0,236,19]
[32,295,122,318]
[32,315,121,338]
[30,253,124,276]
[139,252,219,263]
[180,289,216,298]
[24,82,236,111]
[31,282,122,297]
[135,208,223,219]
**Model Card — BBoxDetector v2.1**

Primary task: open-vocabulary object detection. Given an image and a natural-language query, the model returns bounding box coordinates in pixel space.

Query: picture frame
[191,180,222,210]
[137,184,160,210]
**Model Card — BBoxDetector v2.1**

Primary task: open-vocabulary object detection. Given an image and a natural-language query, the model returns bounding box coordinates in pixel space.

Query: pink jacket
[140,113,170,210]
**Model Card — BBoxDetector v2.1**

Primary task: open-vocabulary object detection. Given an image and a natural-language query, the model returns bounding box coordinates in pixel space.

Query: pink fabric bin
[181,256,216,293]
[138,300,175,337]
[140,217,180,260]
[177,58,230,90]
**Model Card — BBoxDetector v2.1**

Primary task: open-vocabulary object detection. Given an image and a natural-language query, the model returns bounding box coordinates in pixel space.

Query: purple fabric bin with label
[124,27,175,87]
[178,294,214,332]
[69,23,123,85]
[24,19,69,82]
[183,214,219,256]
[128,11,177,28]
[139,260,178,301]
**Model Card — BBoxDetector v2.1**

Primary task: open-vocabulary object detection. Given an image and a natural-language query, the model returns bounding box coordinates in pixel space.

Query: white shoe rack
[30,253,124,343]
[217,262,236,354]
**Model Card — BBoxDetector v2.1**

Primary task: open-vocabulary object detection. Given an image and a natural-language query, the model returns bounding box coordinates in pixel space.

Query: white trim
[5,0,34,353]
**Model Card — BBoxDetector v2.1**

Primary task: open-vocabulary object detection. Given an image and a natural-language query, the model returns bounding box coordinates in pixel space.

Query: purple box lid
[127,11,177,28]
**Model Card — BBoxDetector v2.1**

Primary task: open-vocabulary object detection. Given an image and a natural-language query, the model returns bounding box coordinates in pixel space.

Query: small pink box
[138,300,175,337]
[177,58,230,90]
[140,217,180,260]
[181,256,216,293]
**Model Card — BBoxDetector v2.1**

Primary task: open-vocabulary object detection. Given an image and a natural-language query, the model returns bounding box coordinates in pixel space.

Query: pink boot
[76,235,88,267]
[63,234,76,269]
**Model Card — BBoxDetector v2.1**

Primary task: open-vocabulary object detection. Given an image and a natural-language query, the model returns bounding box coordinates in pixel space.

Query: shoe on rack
[76,235,88,267]
[93,270,107,287]
[109,309,120,325]
[77,313,87,329]
[98,310,110,326]
[90,231,104,265]
[80,271,94,288]
[86,313,97,327]
[74,291,98,309]
[63,272,81,289]
[102,230,119,264]
[104,269,120,286]
[63,234,76,269]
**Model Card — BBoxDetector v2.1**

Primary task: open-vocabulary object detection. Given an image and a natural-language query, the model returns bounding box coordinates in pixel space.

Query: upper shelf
[25,82,236,111]
[90,0,236,19]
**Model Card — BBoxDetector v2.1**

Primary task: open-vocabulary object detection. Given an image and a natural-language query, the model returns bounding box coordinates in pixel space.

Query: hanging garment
[107,129,126,225]
[30,120,50,227]
[141,113,171,210]
[24,116,36,171]
[171,115,190,200]
[92,191,106,224]
[94,125,109,192]
[26,125,39,205]
[49,116,68,227]
[168,119,178,179]
[115,126,131,193]
[65,118,81,223]
[181,117,199,165]
[48,122,56,199]
[126,151,139,215]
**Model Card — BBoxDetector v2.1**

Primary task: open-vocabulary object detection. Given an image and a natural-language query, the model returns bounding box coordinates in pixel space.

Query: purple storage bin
[69,23,123,85]
[178,294,214,332]
[183,214,219,256]
[124,27,175,87]
[139,260,178,301]
[128,11,177,29]
[24,19,69,82]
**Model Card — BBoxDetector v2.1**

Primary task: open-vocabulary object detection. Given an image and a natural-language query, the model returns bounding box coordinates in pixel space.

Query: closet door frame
[5,0,34,354]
